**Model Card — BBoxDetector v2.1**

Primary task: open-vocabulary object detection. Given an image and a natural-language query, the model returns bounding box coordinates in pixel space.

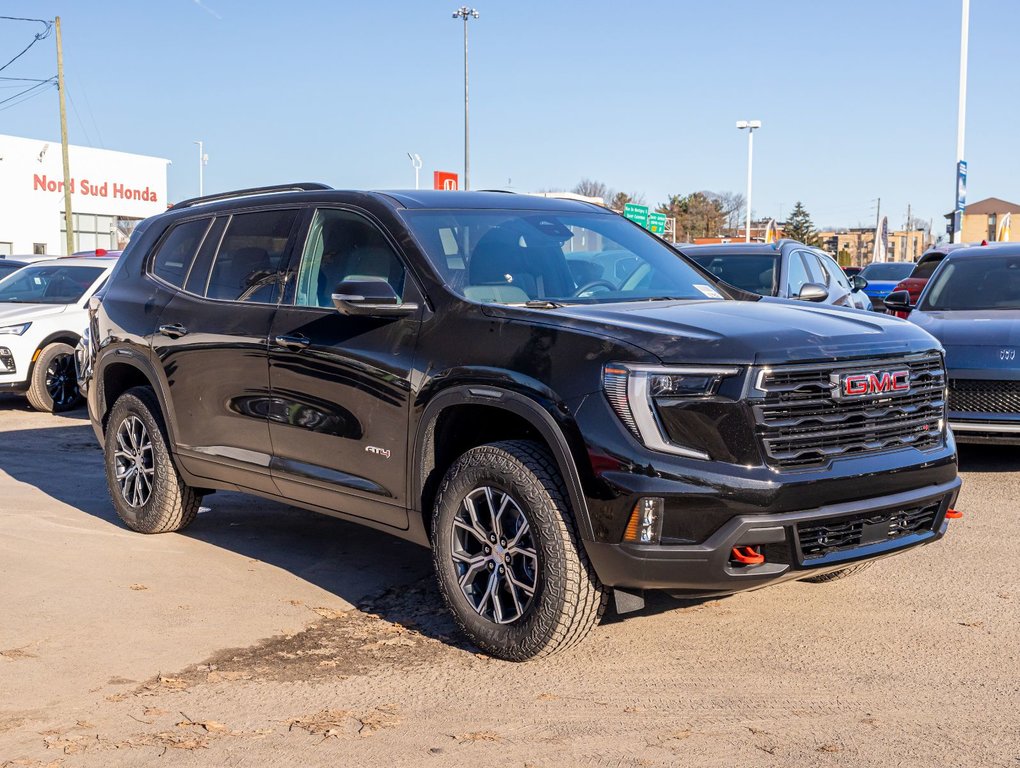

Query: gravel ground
[0,396,1017,767]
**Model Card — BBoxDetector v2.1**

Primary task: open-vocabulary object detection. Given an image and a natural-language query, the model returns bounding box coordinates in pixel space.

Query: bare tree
[572,179,610,200]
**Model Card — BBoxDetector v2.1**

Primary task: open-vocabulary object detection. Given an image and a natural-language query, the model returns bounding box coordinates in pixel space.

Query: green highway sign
[623,203,649,228]
[647,212,667,235]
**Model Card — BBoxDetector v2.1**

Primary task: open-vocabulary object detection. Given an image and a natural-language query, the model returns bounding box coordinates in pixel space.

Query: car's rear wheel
[431,440,606,661]
[801,561,873,583]
[104,386,201,534]
[26,342,82,413]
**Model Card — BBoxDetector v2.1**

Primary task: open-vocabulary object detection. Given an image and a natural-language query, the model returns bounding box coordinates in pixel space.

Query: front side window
[400,209,727,305]
[205,209,298,302]
[293,209,406,309]
[0,265,105,304]
[786,253,812,296]
[921,254,1020,311]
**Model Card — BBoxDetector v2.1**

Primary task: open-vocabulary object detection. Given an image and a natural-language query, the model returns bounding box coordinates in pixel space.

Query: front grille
[949,379,1020,414]
[797,501,941,560]
[754,353,946,469]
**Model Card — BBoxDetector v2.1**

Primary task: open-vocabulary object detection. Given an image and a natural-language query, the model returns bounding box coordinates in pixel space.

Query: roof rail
[171,182,332,210]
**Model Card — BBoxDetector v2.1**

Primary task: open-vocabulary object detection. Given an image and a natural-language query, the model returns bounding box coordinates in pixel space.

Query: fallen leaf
[129,584,148,591]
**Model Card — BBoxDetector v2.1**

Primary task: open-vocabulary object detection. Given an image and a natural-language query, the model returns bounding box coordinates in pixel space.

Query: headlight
[0,322,31,336]
[603,364,739,459]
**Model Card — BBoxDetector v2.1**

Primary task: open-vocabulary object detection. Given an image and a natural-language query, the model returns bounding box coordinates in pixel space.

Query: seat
[467,226,537,299]
[208,246,270,299]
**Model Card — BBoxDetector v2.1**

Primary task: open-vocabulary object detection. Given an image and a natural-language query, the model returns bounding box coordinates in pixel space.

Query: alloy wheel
[114,415,155,508]
[45,353,78,409]
[450,486,538,624]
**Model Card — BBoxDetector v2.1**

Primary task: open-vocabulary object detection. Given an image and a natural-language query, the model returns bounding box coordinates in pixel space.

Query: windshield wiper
[523,300,564,308]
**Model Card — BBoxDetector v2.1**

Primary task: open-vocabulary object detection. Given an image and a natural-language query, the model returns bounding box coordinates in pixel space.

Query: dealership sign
[33,174,159,202]
[434,171,459,190]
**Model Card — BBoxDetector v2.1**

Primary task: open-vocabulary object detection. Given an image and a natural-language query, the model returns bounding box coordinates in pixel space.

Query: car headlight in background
[0,322,31,336]
[603,364,739,459]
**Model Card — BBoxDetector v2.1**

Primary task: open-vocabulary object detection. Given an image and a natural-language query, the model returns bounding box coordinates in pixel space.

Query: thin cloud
[192,0,222,20]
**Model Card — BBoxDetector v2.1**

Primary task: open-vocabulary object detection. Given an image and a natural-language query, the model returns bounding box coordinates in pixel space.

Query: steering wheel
[572,279,617,298]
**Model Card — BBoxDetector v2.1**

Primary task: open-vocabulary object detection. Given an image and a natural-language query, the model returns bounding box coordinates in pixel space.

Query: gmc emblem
[832,370,911,399]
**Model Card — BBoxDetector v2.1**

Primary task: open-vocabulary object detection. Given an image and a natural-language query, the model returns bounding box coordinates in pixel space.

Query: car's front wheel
[104,386,201,534]
[26,342,82,413]
[432,440,606,661]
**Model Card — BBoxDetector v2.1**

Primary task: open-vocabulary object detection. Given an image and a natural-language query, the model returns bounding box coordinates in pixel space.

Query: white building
[0,133,168,257]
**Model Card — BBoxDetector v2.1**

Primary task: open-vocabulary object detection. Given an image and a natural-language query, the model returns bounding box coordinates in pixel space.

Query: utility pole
[906,203,912,260]
[953,0,970,243]
[194,140,207,196]
[55,16,73,256]
[452,7,479,190]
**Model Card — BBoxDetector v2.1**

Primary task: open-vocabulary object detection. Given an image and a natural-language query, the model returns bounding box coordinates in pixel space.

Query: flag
[764,219,778,243]
[996,212,1011,242]
[872,216,889,262]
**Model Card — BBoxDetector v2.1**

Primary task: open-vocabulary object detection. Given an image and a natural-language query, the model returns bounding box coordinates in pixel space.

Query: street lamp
[452,6,479,190]
[736,120,761,243]
[407,152,422,190]
[193,140,208,196]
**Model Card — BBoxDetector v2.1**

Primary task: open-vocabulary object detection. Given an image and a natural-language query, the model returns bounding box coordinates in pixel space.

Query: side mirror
[331,280,418,317]
[850,274,868,292]
[797,282,829,303]
[884,290,914,313]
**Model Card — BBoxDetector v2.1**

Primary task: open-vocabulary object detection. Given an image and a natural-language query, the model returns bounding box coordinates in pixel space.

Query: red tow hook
[730,546,765,566]
[946,508,963,519]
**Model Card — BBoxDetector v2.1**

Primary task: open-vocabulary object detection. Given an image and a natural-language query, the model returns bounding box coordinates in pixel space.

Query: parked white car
[0,257,118,412]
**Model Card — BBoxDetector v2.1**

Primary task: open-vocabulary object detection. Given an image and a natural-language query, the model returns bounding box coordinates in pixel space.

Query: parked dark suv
[80,184,961,660]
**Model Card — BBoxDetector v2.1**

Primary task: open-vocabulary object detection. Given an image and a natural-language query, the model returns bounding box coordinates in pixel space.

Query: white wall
[0,134,168,255]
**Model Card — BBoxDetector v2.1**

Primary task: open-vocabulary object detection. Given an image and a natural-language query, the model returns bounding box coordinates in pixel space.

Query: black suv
[80,184,961,661]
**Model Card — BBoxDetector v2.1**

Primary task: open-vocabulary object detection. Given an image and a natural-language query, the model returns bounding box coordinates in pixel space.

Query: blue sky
[1,1,1015,233]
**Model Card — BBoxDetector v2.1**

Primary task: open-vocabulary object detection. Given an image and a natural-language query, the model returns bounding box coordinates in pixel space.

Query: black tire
[801,561,873,583]
[432,440,607,661]
[26,342,82,413]
[104,386,201,534]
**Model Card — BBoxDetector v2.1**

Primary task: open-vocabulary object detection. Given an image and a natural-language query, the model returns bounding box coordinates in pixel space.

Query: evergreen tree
[784,201,820,246]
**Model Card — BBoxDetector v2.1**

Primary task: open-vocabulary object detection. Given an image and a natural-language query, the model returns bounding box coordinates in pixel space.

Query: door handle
[274,334,310,351]
[158,323,188,339]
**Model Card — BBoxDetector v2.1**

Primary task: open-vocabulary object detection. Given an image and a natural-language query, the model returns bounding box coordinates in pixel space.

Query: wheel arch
[411,385,595,543]
[26,331,82,380]
[95,351,174,441]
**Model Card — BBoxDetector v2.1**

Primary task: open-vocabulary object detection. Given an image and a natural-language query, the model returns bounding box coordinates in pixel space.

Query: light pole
[193,140,208,196]
[452,6,479,190]
[952,0,970,243]
[407,152,422,190]
[736,120,761,242]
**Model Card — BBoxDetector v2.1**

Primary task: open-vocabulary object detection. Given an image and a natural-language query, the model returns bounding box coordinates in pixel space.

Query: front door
[267,207,422,529]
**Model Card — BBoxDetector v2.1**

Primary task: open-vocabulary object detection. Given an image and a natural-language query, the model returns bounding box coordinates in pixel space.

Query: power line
[0,18,53,75]
[0,77,56,112]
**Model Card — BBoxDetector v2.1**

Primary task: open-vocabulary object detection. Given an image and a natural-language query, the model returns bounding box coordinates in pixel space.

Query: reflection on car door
[151,208,300,493]
[266,207,422,530]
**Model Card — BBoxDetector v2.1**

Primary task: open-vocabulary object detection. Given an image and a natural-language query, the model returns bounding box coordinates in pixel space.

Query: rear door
[151,207,300,493]
[266,206,423,529]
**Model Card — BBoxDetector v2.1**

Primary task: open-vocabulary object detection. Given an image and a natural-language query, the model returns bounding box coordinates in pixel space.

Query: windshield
[860,262,914,281]
[920,254,1020,311]
[684,252,778,295]
[0,265,105,304]
[399,209,728,305]
[910,255,945,280]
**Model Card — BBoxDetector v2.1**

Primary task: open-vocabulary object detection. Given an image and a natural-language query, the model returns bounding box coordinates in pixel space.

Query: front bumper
[0,337,33,388]
[585,477,961,595]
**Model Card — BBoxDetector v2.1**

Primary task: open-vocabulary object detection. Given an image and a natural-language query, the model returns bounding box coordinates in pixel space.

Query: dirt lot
[0,396,1018,767]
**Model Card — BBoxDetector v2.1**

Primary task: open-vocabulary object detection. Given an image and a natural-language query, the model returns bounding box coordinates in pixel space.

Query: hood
[863,280,903,298]
[0,303,68,324]
[511,298,941,365]
[908,310,1020,376]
